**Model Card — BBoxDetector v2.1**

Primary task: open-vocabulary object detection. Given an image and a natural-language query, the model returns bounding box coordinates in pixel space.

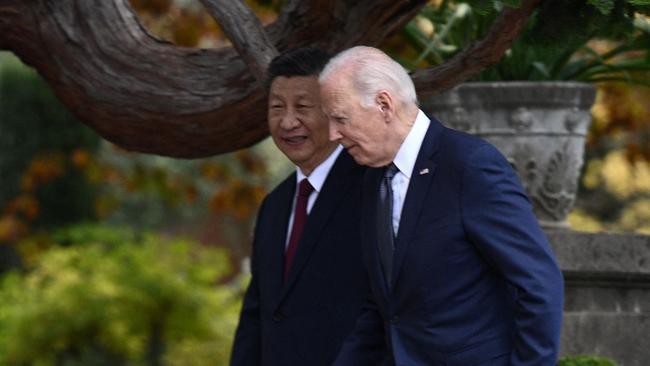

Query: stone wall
[547,230,650,366]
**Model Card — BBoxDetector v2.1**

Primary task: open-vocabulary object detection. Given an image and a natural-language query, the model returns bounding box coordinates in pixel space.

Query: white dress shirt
[285,144,344,248]
[390,110,430,235]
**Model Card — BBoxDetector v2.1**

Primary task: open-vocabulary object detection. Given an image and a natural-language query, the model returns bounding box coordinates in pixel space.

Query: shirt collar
[393,109,430,179]
[296,144,343,193]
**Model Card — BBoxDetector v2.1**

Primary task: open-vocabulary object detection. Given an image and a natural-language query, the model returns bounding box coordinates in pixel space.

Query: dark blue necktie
[377,163,398,287]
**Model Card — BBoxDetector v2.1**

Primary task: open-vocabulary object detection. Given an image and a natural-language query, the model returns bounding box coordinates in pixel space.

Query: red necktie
[284,178,314,280]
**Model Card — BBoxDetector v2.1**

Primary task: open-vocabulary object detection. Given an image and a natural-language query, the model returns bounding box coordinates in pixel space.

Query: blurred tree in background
[0,54,100,240]
[570,83,650,234]
[0,53,101,273]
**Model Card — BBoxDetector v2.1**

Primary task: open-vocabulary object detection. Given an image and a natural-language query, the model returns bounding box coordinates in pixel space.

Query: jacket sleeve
[460,143,565,365]
[230,201,266,366]
[332,289,387,365]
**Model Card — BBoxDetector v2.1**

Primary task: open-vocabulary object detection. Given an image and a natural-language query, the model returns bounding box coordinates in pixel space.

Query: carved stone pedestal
[422,82,596,228]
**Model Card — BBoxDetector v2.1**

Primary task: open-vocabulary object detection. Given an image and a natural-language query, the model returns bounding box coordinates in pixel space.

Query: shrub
[0,224,245,365]
[558,355,617,366]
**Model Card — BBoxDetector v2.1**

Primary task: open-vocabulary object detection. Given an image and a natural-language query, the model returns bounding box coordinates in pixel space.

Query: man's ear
[375,90,394,121]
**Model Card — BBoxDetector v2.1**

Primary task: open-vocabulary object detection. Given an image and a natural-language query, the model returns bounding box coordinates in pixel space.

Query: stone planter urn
[422,82,596,228]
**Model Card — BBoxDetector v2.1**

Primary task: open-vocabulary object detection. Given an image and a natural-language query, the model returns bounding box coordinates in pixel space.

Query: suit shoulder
[259,173,294,208]
[438,126,505,166]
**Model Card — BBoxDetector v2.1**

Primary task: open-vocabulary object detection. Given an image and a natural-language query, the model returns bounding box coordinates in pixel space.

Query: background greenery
[1,0,648,364]
[0,224,245,365]
[558,355,617,366]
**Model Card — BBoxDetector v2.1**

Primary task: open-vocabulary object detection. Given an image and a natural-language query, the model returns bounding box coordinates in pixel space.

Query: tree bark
[199,0,278,82]
[0,0,538,158]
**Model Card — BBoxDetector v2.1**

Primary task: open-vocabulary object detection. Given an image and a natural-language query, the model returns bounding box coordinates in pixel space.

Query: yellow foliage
[583,149,650,199]
[590,91,611,131]
[601,150,635,198]
[618,199,650,234]
[568,209,604,233]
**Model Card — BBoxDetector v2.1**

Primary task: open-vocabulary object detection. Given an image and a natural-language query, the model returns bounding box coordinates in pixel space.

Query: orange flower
[71,148,91,168]
[0,215,27,243]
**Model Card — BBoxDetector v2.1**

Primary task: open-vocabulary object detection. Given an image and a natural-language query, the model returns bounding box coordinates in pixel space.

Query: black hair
[265,47,332,91]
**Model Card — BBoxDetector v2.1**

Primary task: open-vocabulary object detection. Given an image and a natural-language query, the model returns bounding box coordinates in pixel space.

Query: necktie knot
[384,163,398,181]
[298,179,314,197]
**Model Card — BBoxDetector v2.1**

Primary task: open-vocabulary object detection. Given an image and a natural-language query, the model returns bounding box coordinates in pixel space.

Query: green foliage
[588,0,616,15]
[0,224,245,365]
[558,354,617,366]
[399,1,650,86]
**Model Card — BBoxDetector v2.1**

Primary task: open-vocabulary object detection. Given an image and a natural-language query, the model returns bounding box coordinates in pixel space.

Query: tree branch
[412,0,542,96]
[1,0,263,158]
[0,0,536,158]
[199,0,277,82]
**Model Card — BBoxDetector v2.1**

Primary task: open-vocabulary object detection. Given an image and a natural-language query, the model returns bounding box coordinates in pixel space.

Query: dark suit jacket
[231,150,368,366]
[334,118,564,366]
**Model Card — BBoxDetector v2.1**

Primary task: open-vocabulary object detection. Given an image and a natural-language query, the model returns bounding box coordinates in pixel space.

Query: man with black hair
[230,48,368,366]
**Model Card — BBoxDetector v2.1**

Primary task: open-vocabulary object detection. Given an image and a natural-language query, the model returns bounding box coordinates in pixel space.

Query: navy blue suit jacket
[334,118,564,365]
[231,150,368,366]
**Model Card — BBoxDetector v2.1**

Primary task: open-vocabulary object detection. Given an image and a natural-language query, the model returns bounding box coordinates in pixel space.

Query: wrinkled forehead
[322,71,359,97]
[320,82,356,111]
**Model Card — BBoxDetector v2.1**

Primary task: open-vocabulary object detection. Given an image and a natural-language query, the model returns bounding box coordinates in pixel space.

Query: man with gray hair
[319,46,564,365]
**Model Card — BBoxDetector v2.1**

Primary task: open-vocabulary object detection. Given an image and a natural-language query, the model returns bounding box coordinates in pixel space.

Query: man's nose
[279,109,300,129]
[329,123,342,142]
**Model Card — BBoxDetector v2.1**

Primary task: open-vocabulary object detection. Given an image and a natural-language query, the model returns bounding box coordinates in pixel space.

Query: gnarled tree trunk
[0,0,540,158]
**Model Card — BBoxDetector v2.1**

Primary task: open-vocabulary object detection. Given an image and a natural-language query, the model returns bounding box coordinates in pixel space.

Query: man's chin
[348,150,369,166]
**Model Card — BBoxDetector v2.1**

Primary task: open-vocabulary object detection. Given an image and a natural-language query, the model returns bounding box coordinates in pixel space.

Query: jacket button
[390,315,399,324]
[273,312,284,322]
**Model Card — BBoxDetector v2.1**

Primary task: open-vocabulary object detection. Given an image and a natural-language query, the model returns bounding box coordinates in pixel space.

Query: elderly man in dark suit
[320,46,564,366]
[230,48,367,366]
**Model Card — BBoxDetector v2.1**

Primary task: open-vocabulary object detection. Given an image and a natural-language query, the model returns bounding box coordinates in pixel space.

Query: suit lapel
[391,119,443,289]
[266,176,295,299]
[277,151,358,302]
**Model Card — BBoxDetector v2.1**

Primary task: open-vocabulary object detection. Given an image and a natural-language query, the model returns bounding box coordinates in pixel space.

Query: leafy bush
[558,355,617,366]
[0,224,245,365]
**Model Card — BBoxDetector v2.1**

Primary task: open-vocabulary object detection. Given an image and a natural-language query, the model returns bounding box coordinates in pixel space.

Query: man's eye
[297,104,312,109]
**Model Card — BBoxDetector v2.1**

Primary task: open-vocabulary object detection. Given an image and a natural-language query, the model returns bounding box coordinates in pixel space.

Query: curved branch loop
[0,0,538,157]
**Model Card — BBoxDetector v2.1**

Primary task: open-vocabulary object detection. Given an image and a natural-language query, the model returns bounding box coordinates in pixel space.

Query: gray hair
[319,46,418,107]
